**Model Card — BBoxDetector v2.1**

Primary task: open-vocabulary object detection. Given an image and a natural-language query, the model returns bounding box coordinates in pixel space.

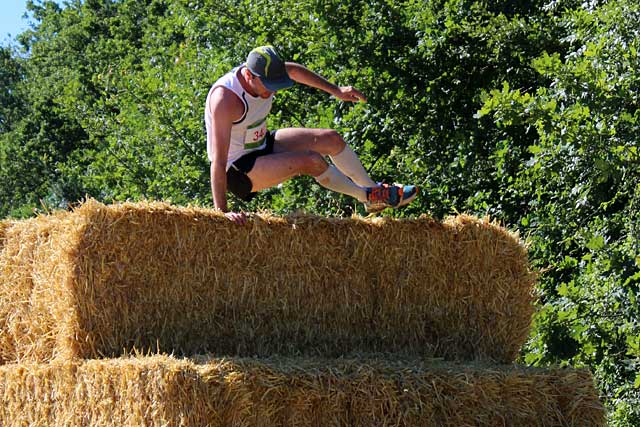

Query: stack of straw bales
[0,200,605,426]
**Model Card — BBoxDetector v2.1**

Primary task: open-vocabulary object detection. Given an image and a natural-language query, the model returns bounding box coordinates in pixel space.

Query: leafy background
[1,0,638,424]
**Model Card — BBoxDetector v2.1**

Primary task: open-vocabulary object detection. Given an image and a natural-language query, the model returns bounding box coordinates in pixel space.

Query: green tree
[478,1,640,423]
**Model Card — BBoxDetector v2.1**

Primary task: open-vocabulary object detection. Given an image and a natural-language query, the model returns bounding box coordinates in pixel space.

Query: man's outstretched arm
[285,62,368,103]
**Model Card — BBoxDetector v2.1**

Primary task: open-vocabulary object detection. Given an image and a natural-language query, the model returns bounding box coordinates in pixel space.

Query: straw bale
[0,354,604,427]
[0,199,536,364]
[0,212,84,364]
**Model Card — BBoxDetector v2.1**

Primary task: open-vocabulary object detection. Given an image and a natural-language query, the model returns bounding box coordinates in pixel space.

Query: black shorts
[226,130,276,201]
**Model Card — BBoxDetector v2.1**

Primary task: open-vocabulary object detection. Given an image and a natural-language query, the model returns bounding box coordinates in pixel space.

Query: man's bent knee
[322,130,346,156]
[298,151,328,176]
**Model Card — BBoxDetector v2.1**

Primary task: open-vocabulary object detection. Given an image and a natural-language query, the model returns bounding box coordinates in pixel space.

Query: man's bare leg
[246,128,417,210]
[273,128,377,188]
[246,150,368,201]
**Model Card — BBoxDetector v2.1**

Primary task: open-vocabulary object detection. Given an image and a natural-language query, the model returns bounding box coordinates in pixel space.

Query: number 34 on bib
[244,119,267,149]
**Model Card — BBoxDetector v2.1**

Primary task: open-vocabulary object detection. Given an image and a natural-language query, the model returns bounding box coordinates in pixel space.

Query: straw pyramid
[0,200,605,426]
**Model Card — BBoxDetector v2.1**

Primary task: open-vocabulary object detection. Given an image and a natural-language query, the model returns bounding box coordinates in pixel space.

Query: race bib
[244,119,267,149]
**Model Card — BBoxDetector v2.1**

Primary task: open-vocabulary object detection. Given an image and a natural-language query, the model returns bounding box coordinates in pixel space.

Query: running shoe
[364,183,418,213]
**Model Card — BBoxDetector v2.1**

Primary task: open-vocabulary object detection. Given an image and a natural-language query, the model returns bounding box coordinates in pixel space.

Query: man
[205,45,417,224]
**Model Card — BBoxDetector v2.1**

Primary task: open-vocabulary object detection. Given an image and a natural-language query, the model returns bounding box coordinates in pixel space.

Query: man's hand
[224,211,248,225]
[335,86,368,103]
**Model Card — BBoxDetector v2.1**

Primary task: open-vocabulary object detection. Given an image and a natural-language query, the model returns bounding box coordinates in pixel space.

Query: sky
[1,0,32,45]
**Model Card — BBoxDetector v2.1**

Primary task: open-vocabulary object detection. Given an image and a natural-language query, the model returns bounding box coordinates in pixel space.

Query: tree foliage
[1,0,638,423]
[478,2,640,423]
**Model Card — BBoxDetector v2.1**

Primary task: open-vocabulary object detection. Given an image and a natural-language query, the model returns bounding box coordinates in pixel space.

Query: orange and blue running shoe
[364,183,418,213]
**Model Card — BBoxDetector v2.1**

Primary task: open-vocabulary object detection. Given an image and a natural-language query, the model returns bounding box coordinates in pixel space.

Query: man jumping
[205,45,417,224]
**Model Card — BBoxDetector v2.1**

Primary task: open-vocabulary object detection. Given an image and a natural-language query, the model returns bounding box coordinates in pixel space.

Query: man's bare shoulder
[209,86,244,123]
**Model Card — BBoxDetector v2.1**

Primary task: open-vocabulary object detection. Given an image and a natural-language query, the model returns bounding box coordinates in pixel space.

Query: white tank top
[205,65,274,169]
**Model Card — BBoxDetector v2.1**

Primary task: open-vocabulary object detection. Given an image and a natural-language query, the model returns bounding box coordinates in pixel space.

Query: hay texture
[0,219,9,242]
[0,219,11,253]
[0,212,82,363]
[0,200,535,364]
[0,354,604,427]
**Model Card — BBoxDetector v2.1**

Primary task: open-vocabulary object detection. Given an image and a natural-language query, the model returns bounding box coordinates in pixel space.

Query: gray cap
[246,45,294,92]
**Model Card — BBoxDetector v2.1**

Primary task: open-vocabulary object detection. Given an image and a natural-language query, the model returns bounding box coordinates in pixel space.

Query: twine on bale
[0,354,605,427]
[1,199,536,364]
